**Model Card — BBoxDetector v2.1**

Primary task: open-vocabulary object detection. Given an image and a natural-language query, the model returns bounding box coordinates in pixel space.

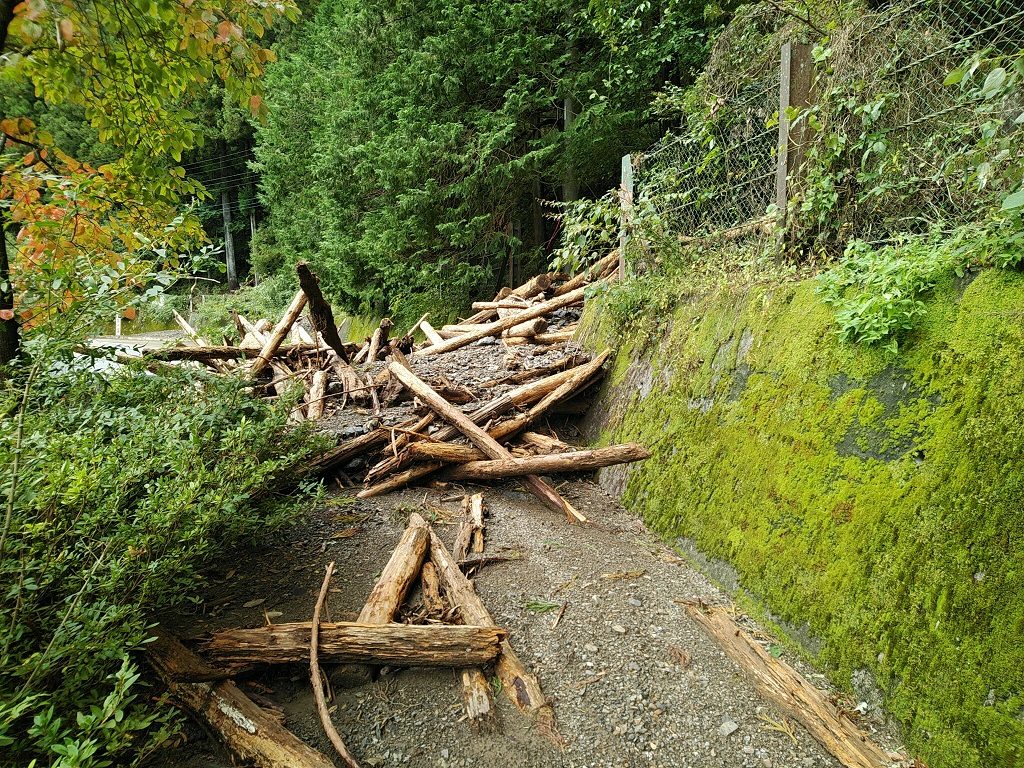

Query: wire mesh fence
[631,0,1024,247]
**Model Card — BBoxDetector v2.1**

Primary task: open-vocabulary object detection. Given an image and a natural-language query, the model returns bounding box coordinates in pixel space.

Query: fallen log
[504,327,577,346]
[419,320,445,347]
[309,563,362,768]
[444,444,649,481]
[683,602,898,768]
[251,291,308,378]
[147,343,318,362]
[147,631,336,768]
[428,527,559,741]
[439,317,547,340]
[366,318,393,363]
[387,362,585,523]
[479,353,588,389]
[470,297,533,311]
[361,362,589,486]
[520,431,573,453]
[296,263,350,362]
[406,442,481,463]
[552,251,619,297]
[412,285,589,359]
[204,621,506,668]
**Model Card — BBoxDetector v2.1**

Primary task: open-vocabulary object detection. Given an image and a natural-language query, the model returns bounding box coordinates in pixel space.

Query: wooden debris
[683,602,897,768]
[412,286,589,359]
[388,362,585,523]
[306,370,328,420]
[444,444,649,481]
[309,563,361,768]
[296,263,349,362]
[204,621,506,668]
[419,561,445,615]
[251,291,308,378]
[428,526,560,741]
[452,493,485,561]
[147,631,336,768]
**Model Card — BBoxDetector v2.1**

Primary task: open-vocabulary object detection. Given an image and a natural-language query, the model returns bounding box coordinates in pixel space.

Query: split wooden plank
[428,527,560,742]
[452,493,485,561]
[444,444,649,481]
[251,291,308,378]
[412,285,589,359]
[147,631,336,768]
[296,263,350,362]
[310,563,361,768]
[205,621,506,668]
[683,603,899,768]
[419,561,445,615]
[387,362,585,523]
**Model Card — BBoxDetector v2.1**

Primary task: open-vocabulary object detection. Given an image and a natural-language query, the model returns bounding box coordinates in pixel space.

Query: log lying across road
[444,444,650,481]
[204,622,507,668]
[387,362,586,523]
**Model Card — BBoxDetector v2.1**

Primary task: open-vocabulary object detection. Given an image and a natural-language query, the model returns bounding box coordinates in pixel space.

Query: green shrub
[0,356,323,767]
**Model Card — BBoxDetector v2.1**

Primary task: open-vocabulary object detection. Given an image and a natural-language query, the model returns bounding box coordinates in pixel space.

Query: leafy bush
[547,191,621,276]
[818,216,1024,348]
[0,356,322,767]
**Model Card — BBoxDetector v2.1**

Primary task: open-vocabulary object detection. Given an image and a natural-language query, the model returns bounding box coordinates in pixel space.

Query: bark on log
[428,528,559,741]
[306,370,328,420]
[412,286,589,359]
[444,444,649,481]
[366,318,393,363]
[296,263,350,362]
[205,622,506,668]
[147,343,318,362]
[552,251,619,297]
[310,563,361,768]
[683,603,897,768]
[520,432,573,453]
[386,362,584,522]
[147,632,336,768]
[251,291,308,378]
[407,442,482,463]
[361,513,430,623]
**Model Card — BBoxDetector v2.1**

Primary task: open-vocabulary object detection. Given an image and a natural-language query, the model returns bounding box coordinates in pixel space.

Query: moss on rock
[583,269,1024,768]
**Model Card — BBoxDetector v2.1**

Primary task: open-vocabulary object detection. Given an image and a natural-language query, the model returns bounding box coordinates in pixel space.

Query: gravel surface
[152,480,902,768]
[150,312,905,768]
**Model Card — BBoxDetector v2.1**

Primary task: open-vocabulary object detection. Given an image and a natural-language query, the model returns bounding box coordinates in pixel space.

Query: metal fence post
[775,42,815,219]
[619,153,633,279]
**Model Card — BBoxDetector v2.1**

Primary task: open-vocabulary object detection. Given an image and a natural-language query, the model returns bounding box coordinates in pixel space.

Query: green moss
[587,268,1024,768]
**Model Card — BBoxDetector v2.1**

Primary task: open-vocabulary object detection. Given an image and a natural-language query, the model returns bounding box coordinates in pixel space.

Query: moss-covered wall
[582,269,1024,767]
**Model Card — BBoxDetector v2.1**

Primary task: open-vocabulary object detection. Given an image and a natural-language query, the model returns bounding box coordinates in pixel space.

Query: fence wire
[634,0,1024,246]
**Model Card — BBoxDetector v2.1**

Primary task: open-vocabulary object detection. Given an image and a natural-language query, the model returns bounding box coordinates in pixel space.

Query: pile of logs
[146,252,648,519]
[150,506,558,768]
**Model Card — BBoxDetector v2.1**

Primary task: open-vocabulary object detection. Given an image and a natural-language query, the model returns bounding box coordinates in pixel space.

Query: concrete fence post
[618,153,633,279]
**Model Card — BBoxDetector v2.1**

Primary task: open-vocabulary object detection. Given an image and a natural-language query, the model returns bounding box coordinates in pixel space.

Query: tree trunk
[222,188,239,290]
[0,210,19,367]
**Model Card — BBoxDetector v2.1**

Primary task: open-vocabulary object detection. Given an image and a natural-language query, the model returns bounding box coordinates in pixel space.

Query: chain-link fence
[630,0,1024,247]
